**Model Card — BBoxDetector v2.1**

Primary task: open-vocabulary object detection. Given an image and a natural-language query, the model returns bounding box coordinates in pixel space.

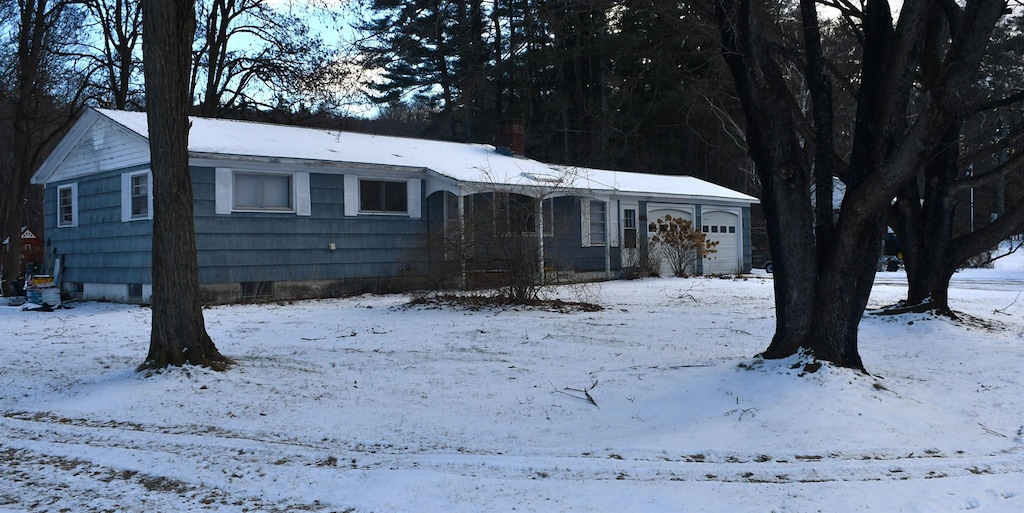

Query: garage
[701,210,741,274]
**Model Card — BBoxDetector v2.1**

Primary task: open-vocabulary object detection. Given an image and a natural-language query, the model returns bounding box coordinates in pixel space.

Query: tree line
[2,0,1023,371]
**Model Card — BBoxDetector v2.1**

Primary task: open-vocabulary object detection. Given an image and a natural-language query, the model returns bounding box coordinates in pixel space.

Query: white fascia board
[32,109,154,185]
[423,169,462,197]
[31,109,101,185]
[189,154,427,176]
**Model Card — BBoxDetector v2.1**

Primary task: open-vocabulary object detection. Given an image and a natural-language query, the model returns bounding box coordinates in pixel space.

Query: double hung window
[622,209,637,249]
[58,184,77,227]
[589,200,607,245]
[122,170,152,221]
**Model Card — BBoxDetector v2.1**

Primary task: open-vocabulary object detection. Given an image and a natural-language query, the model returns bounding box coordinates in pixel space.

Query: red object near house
[2,228,45,275]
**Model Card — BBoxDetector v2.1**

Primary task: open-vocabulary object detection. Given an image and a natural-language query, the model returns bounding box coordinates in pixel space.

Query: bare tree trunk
[3,0,51,296]
[713,0,1007,370]
[139,0,231,371]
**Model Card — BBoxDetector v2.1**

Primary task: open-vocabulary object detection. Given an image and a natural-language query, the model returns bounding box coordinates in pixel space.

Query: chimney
[494,118,526,157]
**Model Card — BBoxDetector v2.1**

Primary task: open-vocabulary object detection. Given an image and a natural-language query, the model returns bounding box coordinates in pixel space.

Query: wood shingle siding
[32,109,759,303]
[192,167,428,286]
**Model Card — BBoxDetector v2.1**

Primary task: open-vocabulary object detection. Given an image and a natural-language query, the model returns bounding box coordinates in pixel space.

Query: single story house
[30,108,758,303]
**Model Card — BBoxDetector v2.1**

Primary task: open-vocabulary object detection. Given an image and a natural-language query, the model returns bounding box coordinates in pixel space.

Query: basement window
[240,281,274,300]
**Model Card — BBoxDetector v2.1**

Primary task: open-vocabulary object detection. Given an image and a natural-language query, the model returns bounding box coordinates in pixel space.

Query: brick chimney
[494,118,526,157]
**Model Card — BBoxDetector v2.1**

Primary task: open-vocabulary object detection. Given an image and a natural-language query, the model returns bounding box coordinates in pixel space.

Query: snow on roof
[558,166,758,202]
[96,109,756,203]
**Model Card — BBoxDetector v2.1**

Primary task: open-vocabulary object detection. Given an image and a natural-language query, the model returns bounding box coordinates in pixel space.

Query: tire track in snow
[3,411,1022,489]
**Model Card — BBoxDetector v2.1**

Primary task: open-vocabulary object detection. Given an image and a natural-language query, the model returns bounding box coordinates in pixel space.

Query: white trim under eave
[31,110,102,185]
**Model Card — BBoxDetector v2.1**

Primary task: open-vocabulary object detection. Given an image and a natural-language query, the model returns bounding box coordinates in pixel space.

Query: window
[360,179,408,213]
[495,193,553,236]
[342,175,420,218]
[589,200,607,245]
[234,172,293,211]
[57,184,77,227]
[122,171,152,221]
[241,281,274,299]
[131,174,149,218]
[215,169,309,216]
[623,209,637,249]
[128,283,143,301]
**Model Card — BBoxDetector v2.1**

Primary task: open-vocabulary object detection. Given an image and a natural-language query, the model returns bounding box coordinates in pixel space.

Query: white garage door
[701,210,740,274]
[647,208,694,277]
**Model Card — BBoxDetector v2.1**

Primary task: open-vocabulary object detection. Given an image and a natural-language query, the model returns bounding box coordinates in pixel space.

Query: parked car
[763,233,902,274]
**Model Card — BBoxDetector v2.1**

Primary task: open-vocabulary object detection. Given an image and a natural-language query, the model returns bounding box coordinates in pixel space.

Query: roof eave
[30,109,100,185]
[188,152,428,175]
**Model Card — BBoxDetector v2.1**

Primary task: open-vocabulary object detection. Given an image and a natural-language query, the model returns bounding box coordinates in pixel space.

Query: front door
[621,208,639,270]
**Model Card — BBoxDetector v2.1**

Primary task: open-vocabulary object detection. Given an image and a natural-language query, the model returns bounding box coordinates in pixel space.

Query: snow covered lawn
[2,252,1023,512]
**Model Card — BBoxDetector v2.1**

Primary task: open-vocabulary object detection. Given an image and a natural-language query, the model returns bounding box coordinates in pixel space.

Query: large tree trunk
[894,124,961,314]
[139,0,230,371]
[892,25,1024,317]
[898,188,1024,315]
[713,0,1008,371]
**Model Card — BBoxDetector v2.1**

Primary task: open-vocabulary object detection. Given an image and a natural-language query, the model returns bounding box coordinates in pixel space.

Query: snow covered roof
[39,108,757,204]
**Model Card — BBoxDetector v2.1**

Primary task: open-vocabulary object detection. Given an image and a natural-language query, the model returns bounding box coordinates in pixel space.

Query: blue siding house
[31,109,758,303]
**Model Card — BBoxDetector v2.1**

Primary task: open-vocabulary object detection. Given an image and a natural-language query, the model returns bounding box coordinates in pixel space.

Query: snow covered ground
[2,246,1023,512]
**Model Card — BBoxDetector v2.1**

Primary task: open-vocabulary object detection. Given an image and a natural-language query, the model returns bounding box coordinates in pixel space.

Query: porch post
[536,196,545,283]
[605,199,613,279]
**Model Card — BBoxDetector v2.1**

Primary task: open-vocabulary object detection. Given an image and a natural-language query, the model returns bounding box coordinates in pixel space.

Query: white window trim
[582,199,610,247]
[609,199,620,247]
[344,175,421,219]
[121,170,153,222]
[215,168,310,216]
[622,205,639,249]
[57,183,78,228]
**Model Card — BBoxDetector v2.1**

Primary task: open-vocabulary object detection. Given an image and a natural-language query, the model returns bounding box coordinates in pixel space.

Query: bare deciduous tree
[713,0,1010,369]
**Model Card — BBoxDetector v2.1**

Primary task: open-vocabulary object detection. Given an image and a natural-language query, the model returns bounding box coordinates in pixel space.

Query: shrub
[648,215,718,277]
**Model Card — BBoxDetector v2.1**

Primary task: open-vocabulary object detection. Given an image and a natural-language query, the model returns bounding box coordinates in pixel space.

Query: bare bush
[648,215,718,277]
